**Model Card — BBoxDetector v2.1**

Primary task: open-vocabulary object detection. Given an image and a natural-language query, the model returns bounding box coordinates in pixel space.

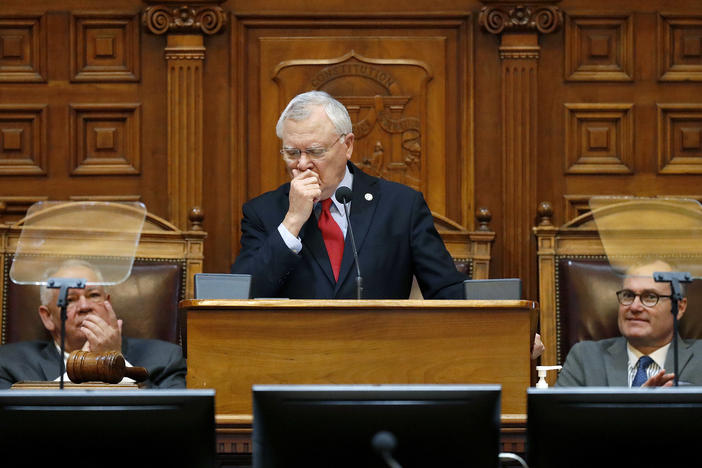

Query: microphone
[371,431,402,468]
[335,186,362,299]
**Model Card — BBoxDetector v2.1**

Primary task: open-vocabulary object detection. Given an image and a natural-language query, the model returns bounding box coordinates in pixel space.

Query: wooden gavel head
[67,350,149,384]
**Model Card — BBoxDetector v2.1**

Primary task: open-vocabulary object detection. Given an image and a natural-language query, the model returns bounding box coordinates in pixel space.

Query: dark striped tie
[632,355,654,387]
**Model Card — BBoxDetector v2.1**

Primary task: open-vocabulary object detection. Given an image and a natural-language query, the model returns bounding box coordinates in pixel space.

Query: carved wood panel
[0,104,46,175]
[0,15,46,83]
[565,13,633,82]
[564,103,634,174]
[70,13,140,82]
[235,15,474,261]
[658,13,702,82]
[0,6,169,242]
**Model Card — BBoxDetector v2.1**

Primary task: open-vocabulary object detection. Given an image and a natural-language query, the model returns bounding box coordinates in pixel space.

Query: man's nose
[297,152,314,168]
[73,295,92,312]
[629,295,645,311]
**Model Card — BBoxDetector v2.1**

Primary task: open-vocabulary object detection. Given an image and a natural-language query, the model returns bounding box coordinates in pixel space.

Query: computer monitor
[194,272,251,299]
[528,387,702,468]
[253,384,501,468]
[463,278,522,300]
[0,389,216,468]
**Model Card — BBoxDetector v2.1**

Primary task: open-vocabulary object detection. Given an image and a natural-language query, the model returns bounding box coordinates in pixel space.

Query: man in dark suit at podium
[231,90,467,300]
[0,259,186,389]
[557,259,702,387]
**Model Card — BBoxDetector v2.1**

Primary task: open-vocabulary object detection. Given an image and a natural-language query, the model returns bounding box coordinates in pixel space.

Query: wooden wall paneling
[68,103,141,175]
[479,2,563,299]
[564,102,634,174]
[70,12,140,82]
[658,13,702,82]
[565,12,634,82]
[233,13,474,264]
[0,15,47,83]
[657,103,702,174]
[0,104,47,175]
[0,5,172,230]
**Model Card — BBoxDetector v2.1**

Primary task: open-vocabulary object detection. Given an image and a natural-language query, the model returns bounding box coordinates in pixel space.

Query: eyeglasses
[616,289,672,307]
[280,134,345,161]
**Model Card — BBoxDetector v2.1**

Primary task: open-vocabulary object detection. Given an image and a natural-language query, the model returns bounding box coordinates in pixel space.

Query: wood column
[479,3,562,297]
[142,2,226,228]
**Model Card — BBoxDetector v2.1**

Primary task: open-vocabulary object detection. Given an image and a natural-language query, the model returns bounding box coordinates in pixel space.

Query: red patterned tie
[318,198,344,281]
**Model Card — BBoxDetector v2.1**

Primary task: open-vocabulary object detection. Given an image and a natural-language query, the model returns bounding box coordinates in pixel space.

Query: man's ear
[344,133,354,160]
[677,297,688,321]
[38,305,56,332]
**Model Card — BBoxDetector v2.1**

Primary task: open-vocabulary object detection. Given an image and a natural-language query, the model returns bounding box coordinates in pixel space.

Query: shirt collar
[626,341,670,370]
[326,165,354,213]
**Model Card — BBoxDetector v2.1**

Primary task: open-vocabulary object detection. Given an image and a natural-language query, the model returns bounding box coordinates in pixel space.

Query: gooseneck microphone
[371,430,402,468]
[335,186,363,299]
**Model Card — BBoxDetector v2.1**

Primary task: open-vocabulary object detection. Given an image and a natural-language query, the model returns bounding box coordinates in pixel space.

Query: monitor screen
[253,384,501,468]
[528,387,702,468]
[0,389,216,468]
[463,278,522,300]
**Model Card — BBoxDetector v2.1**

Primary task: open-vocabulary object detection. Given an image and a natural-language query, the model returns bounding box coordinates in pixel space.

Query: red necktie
[318,198,344,281]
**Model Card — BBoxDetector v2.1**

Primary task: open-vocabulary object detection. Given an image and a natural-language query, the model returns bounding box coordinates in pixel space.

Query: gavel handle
[125,366,149,382]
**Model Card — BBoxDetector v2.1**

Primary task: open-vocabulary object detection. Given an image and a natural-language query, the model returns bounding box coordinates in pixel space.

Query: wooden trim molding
[479,1,562,298]
[142,3,226,36]
[479,3,563,35]
[142,2,226,229]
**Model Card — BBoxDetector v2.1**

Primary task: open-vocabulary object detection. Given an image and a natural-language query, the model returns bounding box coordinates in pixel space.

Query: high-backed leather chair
[0,208,206,348]
[409,208,495,299]
[534,200,702,383]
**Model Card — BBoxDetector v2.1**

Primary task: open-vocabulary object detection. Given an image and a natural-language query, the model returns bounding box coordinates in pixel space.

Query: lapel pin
[365,193,373,201]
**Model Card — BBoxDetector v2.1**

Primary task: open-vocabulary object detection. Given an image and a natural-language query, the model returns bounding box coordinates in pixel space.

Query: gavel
[67,350,149,384]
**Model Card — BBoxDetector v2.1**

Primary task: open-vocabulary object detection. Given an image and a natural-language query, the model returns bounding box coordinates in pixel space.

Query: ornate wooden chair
[0,208,206,349]
[409,207,495,298]
[534,199,702,384]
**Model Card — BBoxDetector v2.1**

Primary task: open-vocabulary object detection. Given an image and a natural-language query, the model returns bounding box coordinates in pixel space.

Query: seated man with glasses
[230,90,468,300]
[556,258,702,387]
[0,259,186,388]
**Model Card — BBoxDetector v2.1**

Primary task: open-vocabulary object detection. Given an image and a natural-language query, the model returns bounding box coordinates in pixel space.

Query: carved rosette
[479,4,562,35]
[142,4,226,36]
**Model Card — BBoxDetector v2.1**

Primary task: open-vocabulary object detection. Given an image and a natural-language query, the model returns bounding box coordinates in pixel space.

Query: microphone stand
[340,200,362,300]
[46,277,86,389]
[653,271,692,387]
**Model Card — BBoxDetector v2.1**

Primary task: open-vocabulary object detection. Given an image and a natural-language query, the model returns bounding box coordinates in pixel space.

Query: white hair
[39,259,106,306]
[275,90,352,139]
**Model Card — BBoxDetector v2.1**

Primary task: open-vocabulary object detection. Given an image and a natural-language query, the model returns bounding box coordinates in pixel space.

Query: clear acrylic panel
[10,201,146,286]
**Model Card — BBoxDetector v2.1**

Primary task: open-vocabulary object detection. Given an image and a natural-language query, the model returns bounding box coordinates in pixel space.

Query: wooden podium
[183,299,537,414]
[183,299,537,462]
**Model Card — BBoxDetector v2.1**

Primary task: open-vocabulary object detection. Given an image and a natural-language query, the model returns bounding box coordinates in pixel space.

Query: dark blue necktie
[632,355,654,387]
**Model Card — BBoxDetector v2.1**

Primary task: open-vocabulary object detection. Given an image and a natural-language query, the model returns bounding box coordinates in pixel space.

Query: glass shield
[9,201,146,286]
[589,196,702,278]
[587,196,702,381]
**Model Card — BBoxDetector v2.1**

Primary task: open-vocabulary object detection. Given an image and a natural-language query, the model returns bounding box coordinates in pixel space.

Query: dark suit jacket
[556,335,702,386]
[0,337,186,389]
[231,163,467,299]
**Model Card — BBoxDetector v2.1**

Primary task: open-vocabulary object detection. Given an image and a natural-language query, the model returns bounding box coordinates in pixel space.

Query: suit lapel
[605,337,629,386]
[664,334,693,379]
[335,164,379,291]
[299,205,336,286]
[39,341,61,381]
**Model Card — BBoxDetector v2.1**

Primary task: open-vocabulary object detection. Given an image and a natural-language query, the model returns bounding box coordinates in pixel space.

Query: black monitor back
[253,384,501,468]
[528,387,702,468]
[0,389,216,468]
